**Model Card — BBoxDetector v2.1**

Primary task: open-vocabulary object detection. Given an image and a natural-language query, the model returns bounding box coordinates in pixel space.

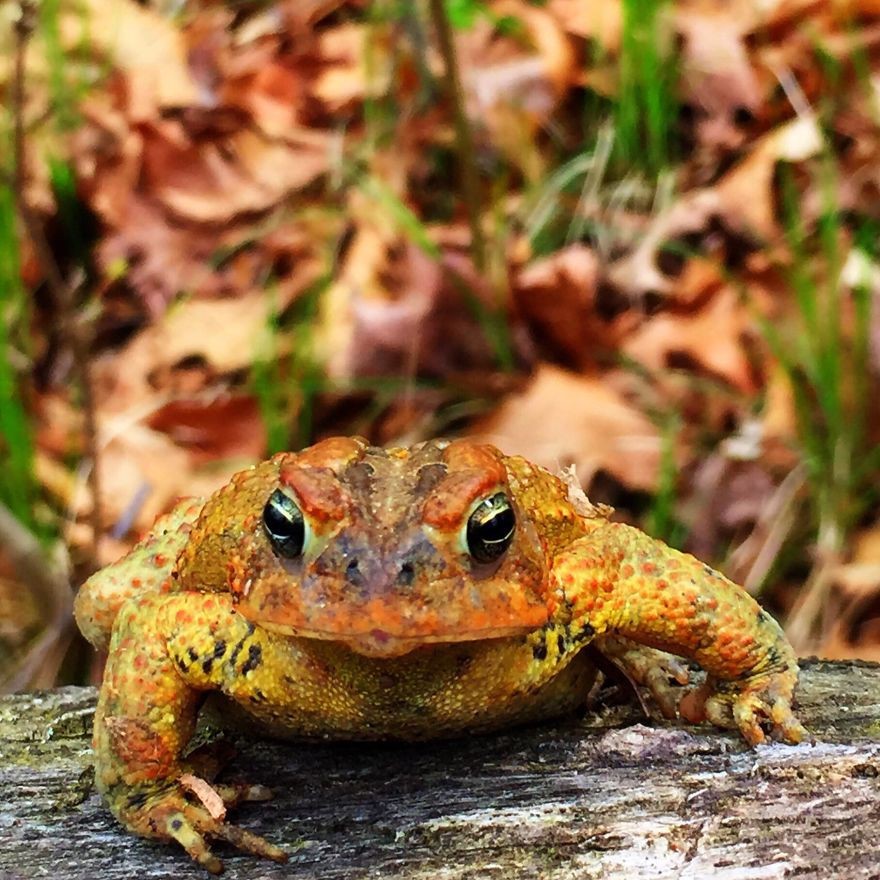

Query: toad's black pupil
[262,489,305,559]
[466,493,515,564]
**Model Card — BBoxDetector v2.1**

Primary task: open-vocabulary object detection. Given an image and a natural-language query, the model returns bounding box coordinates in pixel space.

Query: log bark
[1,659,879,879]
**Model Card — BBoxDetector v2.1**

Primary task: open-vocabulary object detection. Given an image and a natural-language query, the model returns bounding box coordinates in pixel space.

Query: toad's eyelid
[279,465,350,523]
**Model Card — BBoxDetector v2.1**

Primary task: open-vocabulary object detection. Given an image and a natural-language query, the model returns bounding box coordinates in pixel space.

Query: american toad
[75,437,805,872]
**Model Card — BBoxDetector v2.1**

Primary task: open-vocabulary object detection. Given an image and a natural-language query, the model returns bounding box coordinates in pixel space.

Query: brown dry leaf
[318,226,501,380]
[96,199,240,313]
[77,0,201,115]
[225,55,305,139]
[92,289,295,415]
[816,521,880,660]
[278,0,351,31]
[606,189,721,302]
[622,286,759,393]
[761,361,798,446]
[821,597,880,661]
[823,623,880,661]
[146,395,266,464]
[548,0,622,52]
[829,562,880,599]
[672,256,730,309]
[514,244,625,369]
[0,574,41,651]
[827,524,880,601]
[143,124,331,224]
[457,3,573,179]
[853,523,880,564]
[474,365,661,492]
[315,223,396,378]
[314,24,391,112]
[85,426,193,536]
[72,422,251,544]
[675,3,760,150]
[179,774,227,821]
[714,115,823,241]
[684,452,778,566]
[316,184,506,381]
[73,98,144,229]
[467,2,573,104]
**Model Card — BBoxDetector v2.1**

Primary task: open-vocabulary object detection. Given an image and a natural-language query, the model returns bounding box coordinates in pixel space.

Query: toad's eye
[263,489,306,559]
[466,492,516,564]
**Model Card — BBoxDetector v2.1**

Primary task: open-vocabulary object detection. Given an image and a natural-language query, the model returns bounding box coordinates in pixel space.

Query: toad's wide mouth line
[257,620,537,656]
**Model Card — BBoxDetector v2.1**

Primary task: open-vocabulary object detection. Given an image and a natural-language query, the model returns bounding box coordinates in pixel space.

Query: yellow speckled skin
[75,437,805,873]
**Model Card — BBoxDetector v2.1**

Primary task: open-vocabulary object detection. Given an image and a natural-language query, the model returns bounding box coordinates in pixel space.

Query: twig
[427,0,487,274]
[11,0,103,564]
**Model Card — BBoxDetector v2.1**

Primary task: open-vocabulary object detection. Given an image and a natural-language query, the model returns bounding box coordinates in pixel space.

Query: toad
[75,437,805,872]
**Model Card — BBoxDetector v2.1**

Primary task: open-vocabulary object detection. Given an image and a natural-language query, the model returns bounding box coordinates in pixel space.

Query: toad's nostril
[397,561,415,587]
[345,558,364,586]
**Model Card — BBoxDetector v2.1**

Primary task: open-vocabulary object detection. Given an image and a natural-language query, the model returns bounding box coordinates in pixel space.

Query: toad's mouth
[259,621,537,658]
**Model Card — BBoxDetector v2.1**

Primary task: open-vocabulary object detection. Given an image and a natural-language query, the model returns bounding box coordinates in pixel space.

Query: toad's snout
[310,528,447,598]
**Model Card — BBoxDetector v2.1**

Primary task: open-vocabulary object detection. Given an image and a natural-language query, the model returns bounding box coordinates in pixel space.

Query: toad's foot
[117,782,287,874]
[595,635,690,720]
[679,670,807,745]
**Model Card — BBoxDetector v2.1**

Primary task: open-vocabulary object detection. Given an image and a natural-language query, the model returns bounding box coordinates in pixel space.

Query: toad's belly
[218,633,598,741]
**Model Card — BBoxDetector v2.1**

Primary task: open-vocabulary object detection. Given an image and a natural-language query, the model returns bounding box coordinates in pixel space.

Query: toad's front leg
[93,592,288,873]
[553,523,806,745]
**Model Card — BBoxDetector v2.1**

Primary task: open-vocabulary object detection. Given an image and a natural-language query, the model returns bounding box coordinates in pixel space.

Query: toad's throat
[259,621,537,658]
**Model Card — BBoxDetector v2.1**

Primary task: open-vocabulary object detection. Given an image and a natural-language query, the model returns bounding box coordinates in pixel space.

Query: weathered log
[1,659,879,879]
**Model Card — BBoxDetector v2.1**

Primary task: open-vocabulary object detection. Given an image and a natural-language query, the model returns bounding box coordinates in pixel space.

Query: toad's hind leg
[594,635,690,720]
[74,498,204,650]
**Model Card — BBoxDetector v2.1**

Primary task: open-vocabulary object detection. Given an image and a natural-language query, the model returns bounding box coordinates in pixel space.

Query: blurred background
[2,0,880,691]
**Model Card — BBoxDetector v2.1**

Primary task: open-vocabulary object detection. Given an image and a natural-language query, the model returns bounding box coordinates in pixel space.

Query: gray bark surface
[0,659,879,879]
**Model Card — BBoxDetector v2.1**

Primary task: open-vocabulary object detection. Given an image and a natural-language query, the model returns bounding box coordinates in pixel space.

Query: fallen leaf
[143,124,331,224]
[514,244,626,369]
[78,0,201,115]
[457,3,573,178]
[96,198,237,314]
[316,202,506,381]
[464,3,572,112]
[548,0,622,52]
[146,395,266,464]
[605,189,721,302]
[91,287,298,417]
[474,365,661,491]
[683,451,778,566]
[73,97,143,228]
[314,24,391,112]
[179,774,227,821]
[676,3,761,150]
[715,114,823,241]
[74,422,250,542]
[621,286,760,393]
[226,56,306,138]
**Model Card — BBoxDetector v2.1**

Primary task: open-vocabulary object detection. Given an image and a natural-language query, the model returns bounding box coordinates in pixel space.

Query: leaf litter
[5,0,880,674]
